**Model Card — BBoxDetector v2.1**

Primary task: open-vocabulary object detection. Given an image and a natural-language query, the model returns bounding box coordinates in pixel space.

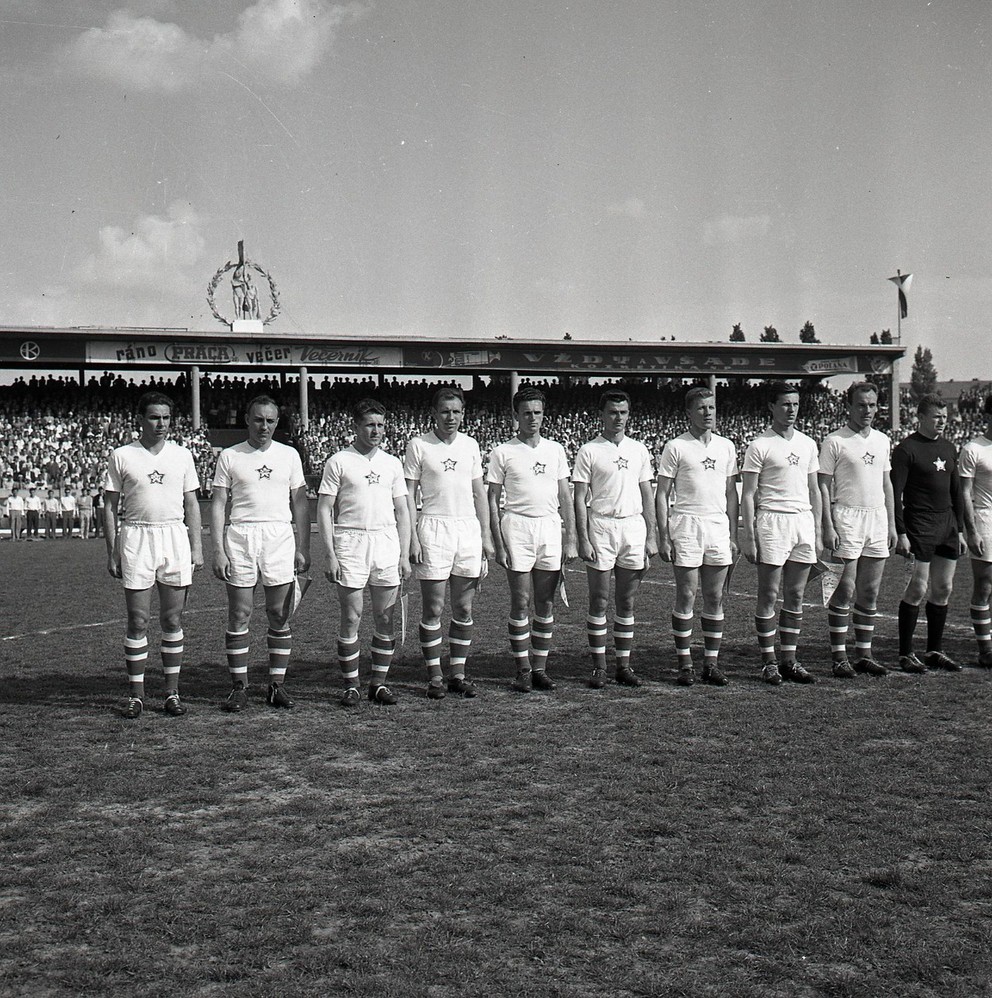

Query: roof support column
[299,366,309,431]
[190,366,201,431]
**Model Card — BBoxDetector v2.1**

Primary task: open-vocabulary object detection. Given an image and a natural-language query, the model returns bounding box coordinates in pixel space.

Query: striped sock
[853,604,877,658]
[779,608,802,662]
[531,614,554,671]
[755,614,777,664]
[420,621,444,685]
[701,613,724,670]
[225,628,250,686]
[971,603,992,653]
[448,618,474,679]
[614,615,635,671]
[161,629,184,689]
[827,604,850,661]
[337,635,360,686]
[671,612,693,671]
[124,636,148,697]
[508,617,530,672]
[586,614,608,671]
[371,631,395,686]
[267,626,292,684]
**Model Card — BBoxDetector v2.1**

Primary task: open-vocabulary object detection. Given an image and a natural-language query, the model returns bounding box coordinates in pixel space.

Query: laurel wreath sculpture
[206,259,281,326]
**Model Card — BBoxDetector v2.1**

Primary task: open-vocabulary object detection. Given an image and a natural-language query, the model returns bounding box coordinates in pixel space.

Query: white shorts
[416,515,483,581]
[120,521,192,590]
[334,526,400,589]
[226,521,296,588]
[499,512,562,573]
[587,513,646,571]
[832,505,889,560]
[755,509,817,566]
[973,507,992,563]
[669,512,733,568]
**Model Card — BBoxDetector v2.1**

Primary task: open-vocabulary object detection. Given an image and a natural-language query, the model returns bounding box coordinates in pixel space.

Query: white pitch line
[1,603,229,643]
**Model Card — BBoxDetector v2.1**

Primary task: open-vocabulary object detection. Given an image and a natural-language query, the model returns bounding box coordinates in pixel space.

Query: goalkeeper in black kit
[890,393,967,673]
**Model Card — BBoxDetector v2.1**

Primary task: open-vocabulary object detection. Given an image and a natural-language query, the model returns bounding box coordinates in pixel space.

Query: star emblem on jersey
[934,457,947,472]
[532,462,546,476]
[148,470,164,485]
[442,458,457,472]
[862,453,875,466]
[787,453,800,466]
[366,471,381,485]
[257,465,273,480]
[615,457,629,470]
[702,456,716,471]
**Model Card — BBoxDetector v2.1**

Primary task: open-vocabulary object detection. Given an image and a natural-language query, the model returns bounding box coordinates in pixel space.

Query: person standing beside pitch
[958,394,992,669]
[740,381,822,685]
[488,386,578,693]
[103,392,203,719]
[656,386,739,687]
[211,395,311,712]
[818,382,896,677]
[890,393,967,673]
[404,386,495,699]
[318,398,411,707]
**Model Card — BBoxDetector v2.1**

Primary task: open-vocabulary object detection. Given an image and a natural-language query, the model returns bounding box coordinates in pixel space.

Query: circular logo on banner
[19,341,40,361]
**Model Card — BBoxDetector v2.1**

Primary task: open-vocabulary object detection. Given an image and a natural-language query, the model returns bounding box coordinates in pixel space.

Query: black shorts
[904,508,960,563]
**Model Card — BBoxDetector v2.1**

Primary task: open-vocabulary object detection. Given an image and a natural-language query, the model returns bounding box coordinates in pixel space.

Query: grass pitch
[2,535,992,997]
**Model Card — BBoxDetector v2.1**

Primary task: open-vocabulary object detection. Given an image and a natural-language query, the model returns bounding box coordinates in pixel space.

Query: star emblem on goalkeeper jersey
[366,470,381,485]
[933,457,947,472]
[787,453,800,467]
[148,470,164,485]
[702,456,716,471]
[442,458,457,472]
[615,457,629,470]
[862,453,875,466]
[532,462,546,475]
[257,465,272,480]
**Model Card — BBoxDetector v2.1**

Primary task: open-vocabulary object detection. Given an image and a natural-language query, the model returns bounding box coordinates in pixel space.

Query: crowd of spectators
[2,371,989,538]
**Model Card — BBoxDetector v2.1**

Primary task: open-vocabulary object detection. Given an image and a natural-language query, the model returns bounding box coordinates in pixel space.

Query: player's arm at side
[472,476,496,561]
[183,490,204,569]
[889,445,912,557]
[817,472,839,552]
[640,478,659,559]
[291,485,311,574]
[808,472,823,555]
[572,481,594,562]
[726,473,740,557]
[882,466,897,551]
[487,482,508,568]
[559,477,578,562]
[210,485,232,581]
[654,475,675,563]
[393,493,412,580]
[404,478,422,563]
[950,462,968,557]
[960,476,985,558]
[103,489,122,577]
[316,494,340,584]
[739,471,759,564]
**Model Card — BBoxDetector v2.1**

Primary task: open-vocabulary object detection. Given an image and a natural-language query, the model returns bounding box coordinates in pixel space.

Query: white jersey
[742,428,819,514]
[571,434,653,517]
[818,426,891,509]
[60,493,77,513]
[213,440,306,523]
[104,440,200,524]
[959,434,992,510]
[319,446,407,530]
[403,431,482,519]
[657,432,739,515]
[487,436,570,518]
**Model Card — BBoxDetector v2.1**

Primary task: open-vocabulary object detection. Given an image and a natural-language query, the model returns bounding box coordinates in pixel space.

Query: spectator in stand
[60,487,77,538]
[77,487,94,540]
[6,488,25,540]
[25,486,42,539]
[44,489,61,539]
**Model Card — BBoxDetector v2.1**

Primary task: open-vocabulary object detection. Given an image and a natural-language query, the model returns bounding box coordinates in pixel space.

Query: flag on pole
[889,271,913,318]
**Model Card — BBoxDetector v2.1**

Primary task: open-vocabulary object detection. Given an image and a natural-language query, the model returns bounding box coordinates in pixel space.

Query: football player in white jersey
[573,389,658,688]
[211,396,311,712]
[960,394,992,668]
[656,386,739,687]
[488,386,578,692]
[740,382,822,685]
[103,392,203,719]
[318,398,411,707]
[818,382,896,678]
[404,386,495,699]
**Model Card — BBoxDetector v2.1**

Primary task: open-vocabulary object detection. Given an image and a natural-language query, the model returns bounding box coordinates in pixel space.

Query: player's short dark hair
[246,395,280,418]
[765,380,798,404]
[599,389,631,410]
[917,393,946,415]
[846,381,879,404]
[136,391,174,416]
[512,386,545,413]
[684,386,714,409]
[352,397,386,422]
[432,386,464,410]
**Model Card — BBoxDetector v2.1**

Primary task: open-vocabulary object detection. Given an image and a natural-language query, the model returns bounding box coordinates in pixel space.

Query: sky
[1,0,990,379]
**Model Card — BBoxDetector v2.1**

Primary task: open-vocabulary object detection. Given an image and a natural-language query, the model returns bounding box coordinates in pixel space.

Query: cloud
[702,213,772,247]
[606,197,646,219]
[67,0,366,92]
